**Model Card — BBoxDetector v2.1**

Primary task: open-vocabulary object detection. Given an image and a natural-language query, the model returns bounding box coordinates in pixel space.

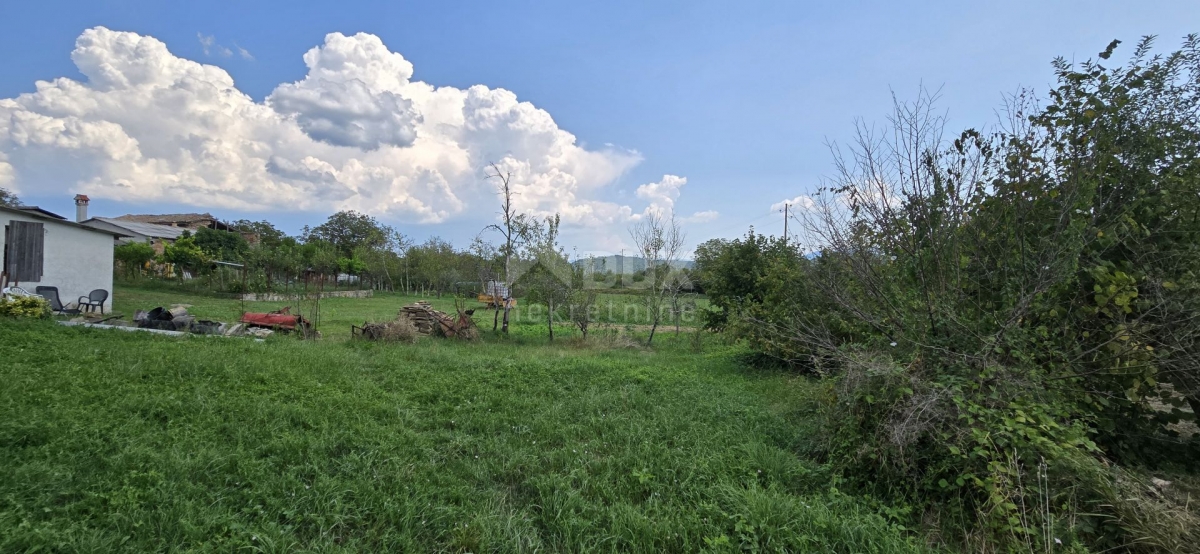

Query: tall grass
[0,318,929,552]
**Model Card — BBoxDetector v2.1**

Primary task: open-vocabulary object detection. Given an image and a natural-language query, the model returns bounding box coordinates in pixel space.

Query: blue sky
[2,1,1196,255]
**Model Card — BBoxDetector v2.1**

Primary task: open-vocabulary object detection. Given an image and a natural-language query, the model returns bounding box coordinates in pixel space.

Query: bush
[0,296,51,319]
[113,242,156,277]
[727,38,1200,550]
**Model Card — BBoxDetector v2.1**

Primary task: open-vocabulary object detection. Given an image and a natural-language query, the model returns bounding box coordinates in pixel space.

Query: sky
[1,0,1197,257]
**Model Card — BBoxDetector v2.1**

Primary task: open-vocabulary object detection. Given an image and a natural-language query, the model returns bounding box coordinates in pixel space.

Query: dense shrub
[716,37,1200,551]
[113,242,156,278]
[0,296,51,319]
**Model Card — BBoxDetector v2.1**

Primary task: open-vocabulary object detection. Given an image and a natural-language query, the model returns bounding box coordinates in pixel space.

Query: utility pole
[782,203,789,244]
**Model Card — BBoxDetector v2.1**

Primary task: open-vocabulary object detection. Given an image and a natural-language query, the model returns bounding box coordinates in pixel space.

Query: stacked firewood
[353,301,477,341]
[399,301,450,335]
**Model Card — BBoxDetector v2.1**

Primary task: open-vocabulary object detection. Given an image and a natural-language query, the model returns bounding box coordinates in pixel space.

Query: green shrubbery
[698,37,1200,552]
[113,242,156,278]
[0,296,51,319]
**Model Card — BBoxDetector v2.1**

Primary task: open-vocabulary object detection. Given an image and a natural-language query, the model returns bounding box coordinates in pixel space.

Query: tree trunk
[547,300,554,341]
[647,299,661,346]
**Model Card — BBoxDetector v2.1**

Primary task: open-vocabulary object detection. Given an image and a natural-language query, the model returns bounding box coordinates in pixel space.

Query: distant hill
[573,254,694,275]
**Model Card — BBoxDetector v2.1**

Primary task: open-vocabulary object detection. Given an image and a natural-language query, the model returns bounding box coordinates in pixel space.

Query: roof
[115,213,216,224]
[16,206,67,220]
[0,205,129,237]
[84,217,187,240]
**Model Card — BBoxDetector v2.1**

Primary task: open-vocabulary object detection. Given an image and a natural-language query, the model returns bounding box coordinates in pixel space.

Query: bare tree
[484,163,521,333]
[629,210,686,345]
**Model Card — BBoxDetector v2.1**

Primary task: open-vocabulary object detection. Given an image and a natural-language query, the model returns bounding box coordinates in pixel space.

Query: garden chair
[33,286,81,315]
[78,289,109,314]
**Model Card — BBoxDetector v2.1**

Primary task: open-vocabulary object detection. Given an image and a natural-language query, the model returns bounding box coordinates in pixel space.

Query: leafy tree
[303,211,388,258]
[113,242,157,278]
[160,231,208,281]
[519,214,571,341]
[0,187,19,208]
[569,256,601,338]
[406,236,469,296]
[230,219,287,249]
[193,227,249,262]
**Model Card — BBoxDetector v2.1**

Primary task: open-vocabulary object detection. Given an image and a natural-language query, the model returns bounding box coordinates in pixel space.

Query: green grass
[1,288,931,552]
[112,283,709,342]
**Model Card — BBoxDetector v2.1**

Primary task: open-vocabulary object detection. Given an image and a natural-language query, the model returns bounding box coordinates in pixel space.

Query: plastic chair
[78,289,109,314]
[33,286,81,315]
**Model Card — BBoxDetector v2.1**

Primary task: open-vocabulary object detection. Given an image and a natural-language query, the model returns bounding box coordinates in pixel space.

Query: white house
[1,204,125,312]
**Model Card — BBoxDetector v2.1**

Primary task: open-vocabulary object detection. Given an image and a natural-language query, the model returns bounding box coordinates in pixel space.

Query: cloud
[636,174,687,212]
[771,194,816,213]
[631,174,717,223]
[0,27,683,228]
[197,33,232,57]
[234,43,254,61]
[0,152,13,188]
[684,210,718,223]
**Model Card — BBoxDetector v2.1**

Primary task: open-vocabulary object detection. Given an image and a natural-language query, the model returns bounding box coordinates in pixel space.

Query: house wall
[2,213,115,312]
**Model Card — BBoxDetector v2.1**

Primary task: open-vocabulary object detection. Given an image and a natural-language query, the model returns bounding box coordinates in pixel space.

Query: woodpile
[400,301,447,335]
[353,301,477,341]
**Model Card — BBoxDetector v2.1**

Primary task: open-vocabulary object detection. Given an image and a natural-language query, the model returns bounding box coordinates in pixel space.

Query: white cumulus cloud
[0,27,699,228]
[634,174,718,222]
[771,194,816,213]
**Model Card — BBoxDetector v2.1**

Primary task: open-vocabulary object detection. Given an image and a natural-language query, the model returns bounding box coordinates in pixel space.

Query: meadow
[0,286,930,552]
[111,282,710,342]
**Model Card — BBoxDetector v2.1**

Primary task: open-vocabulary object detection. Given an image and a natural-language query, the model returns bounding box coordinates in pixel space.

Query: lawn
[0,288,928,552]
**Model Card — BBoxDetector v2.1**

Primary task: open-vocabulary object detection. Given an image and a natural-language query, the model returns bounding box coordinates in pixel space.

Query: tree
[519,214,571,341]
[628,210,686,345]
[467,237,500,293]
[569,255,601,339]
[0,187,19,208]
[483,163,524,333]
[193,227,249,262]
[243,235,303,292]
[160,231,208,281]
[230,219,287,249]
[407,236,459,296]
[113,242,156,278]
[693,230,803,329]
[303,211,387,258]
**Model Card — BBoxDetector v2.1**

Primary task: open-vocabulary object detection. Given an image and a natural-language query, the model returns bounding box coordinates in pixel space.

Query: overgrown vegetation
[0,318,929,553]
[695,37,1200,552]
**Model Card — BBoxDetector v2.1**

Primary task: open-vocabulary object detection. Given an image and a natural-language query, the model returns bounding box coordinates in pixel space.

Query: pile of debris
[128,304,304,338]
[354,301,477,341]
[135,305,227,335]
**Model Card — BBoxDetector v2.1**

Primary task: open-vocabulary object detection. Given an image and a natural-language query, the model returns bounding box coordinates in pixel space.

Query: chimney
[74,194,89,222]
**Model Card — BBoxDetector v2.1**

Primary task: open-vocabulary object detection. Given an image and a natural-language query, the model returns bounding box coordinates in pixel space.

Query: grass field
[0,286,930,552]
[111,282,710,342]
